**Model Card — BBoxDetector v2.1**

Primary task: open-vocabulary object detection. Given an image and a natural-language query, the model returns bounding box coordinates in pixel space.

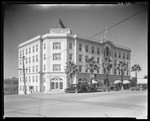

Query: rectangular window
[36,55,38,62]
[79,44,82,51]
[92,46,94,54]
[85,55,89,62]
[36,45,38,52]
[53,53,61,60]
[115,51,117,58]
[29,57,31,63]
[119,52,121,58]
[36,65,38,72]
[53,42,61,49]
[53,64,61,71]
[32,66,34,72]
[97,57,100,63]
[51,82,54,89]
[69,43,72,49]
[114,60,117,66]
[26,58,28,64]
[29,76,31,82]
[33,76,34,82]
[59,82,63,89]
[44,54,46,60]
[114,68,116,75]
[79,65,82,72]
[69,54,73,60]
[20,51,22,57]
[33,46,35,53]
[29,47,31,54]
[44,43,46,49]
[97,48,100,54]
[36,76,38,82]
[79,54,82,62]
[26,49,28,55]
[85,45,88,52]
[33,56,35,62]
[127,54,130,60]
[123,53,125,59]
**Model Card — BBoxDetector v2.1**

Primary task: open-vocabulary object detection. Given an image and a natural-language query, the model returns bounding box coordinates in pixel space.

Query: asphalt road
[4,90,147,118]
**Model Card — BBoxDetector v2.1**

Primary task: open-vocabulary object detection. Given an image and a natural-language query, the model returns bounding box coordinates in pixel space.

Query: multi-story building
[18,28,131,94]
[4,77,18,95]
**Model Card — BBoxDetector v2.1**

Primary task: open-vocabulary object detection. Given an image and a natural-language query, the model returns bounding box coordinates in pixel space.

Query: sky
[4,3,148,79]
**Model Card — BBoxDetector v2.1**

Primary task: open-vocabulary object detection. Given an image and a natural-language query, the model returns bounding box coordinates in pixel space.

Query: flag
[59,19,65,28]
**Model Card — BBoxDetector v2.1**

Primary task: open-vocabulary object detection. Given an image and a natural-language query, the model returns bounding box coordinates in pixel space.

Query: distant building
[4,77,18,95]
[18,27,131,94]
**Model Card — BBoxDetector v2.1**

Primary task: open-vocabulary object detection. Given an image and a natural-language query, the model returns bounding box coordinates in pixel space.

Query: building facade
[18,28,131,94]
[4,77,18,95]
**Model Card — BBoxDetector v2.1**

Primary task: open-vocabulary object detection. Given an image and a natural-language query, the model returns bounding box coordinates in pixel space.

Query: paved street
[4,90,147,118]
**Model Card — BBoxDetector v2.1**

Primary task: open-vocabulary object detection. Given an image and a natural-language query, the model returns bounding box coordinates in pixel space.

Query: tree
[131,64,142,86]
[102,56,113,88]
[65,61,78,87]
[85,56,100,84]
[116,61,129,90]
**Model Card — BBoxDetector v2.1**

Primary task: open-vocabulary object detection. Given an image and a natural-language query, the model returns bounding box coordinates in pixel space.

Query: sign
[50,28,71,34]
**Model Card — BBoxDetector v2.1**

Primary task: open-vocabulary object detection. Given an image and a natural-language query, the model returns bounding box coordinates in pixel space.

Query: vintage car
[65,84,82,93]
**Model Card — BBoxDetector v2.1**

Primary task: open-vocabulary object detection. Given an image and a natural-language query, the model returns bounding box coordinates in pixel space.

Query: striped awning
[114,80,122,84]
[123,80,130,84]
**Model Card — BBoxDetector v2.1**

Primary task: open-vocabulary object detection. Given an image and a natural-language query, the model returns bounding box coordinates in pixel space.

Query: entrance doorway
[50,77,63,90]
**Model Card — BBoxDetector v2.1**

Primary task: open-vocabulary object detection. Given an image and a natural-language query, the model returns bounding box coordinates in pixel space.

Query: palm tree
[131,64,142,86]
[85,56,100,84]
[116,61,129,90]
[65,61,78,87]
[102,56,113,88]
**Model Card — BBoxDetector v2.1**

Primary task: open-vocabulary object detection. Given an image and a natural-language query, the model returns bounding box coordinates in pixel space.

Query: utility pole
[18,56,29,94]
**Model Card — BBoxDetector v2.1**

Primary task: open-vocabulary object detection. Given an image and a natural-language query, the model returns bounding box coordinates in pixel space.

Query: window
[32,66,34,72]
[29,47,31,54]
[44,54,46,60]
[85,45,88,52]
[85,55,89,62]
[26,49,28,55]
[69,43,72,49]
[36,45,38,52]
[36,55,38,62]
[114,60,117,66]
[115,51,117,58]
[43,86,45,91]
[44,65,46,71]
[36,76,38,82]
[79,65,82,72]
[53,53,61,60]
[36,65,38,72]
[119,52,121,58]
[79,44,82,51]
[33,76,34,82]
[103,68,106,74]
[53,64,61,71]
[69,54,73,60]
[114,68,116,75]
[127,54,130,60]
[44,43,46,49]
[23,50,24,55]
[29,67,30,73]
[92,46,94,53]
[26,67,28,73]
[33,56,35,62]
[85,68,88,73]
[123,53,125,59]
[59,82,63,89]
[105,47,109,57]
[97,48,100,54]
[79,54,82,62]
[97,57,100,63]
[53,42,61,49]
[29,76,31,82]
[29,57,31,63]
[33,46,35,53]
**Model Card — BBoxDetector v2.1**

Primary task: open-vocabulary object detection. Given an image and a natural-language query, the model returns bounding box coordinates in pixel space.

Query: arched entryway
[50,77,63,90]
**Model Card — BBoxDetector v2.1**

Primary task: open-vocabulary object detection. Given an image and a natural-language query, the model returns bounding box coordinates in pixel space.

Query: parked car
[65,84,82,93]
[131,86,142,91]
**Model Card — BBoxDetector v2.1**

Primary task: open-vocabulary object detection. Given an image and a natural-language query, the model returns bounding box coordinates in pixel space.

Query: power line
[88,8,146,39]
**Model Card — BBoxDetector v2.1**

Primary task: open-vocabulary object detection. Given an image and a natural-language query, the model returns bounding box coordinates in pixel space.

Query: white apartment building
[18,28,131,94]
